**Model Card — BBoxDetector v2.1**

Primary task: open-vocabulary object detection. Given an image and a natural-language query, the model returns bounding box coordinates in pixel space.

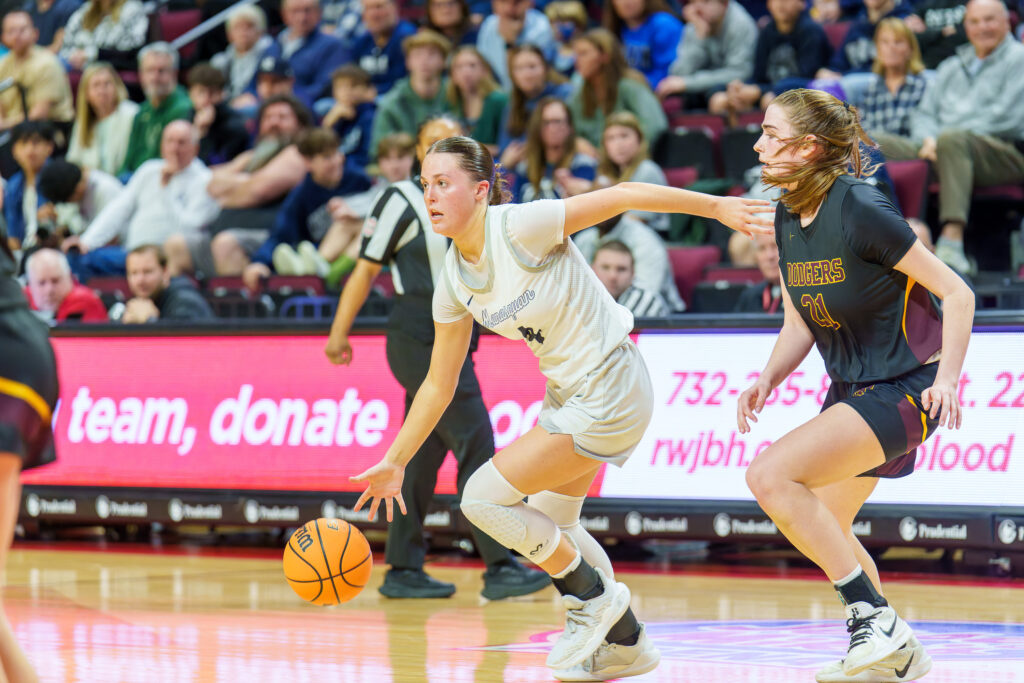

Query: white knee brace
[461,461,561,564]
[527,491,614,580]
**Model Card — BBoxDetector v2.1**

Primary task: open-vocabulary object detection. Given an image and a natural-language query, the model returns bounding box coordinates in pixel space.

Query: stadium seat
[266,275,326,297]
[86,276,131,309]
[654,129,718,178]
[735,110,765,128]
[205,289,274,318]
[279,295,338,320]
[720,127,762,182]
[667,112,726,142]
[664,166,699,189]
[157,9,202,60]
[824,21,852,51]
[206,276,247,294]
[702,265,762,284]
[886,159,929,219]
[667,245,722,306]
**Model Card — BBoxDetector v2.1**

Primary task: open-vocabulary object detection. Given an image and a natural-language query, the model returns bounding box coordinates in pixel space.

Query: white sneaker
[272,244,304,275]
[552,623,661,681]
[816,635,932,682]
[934,238,975,275]
[546,568,631,670]
[297,241,329,277]
[842,603,912,676]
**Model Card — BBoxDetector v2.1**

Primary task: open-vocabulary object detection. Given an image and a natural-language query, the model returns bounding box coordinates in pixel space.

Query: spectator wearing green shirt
[567,28,667,148]
[369,29,454,160]
[119,42,193,177]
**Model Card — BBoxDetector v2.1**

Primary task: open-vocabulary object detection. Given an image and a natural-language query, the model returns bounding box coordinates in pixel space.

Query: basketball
[283,518,373,606]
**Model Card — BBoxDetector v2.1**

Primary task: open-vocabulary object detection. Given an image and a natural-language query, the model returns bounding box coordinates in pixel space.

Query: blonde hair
[573,28,649,118]
[446,46,500,112]
[74,62,129,148]
[597,112,648,182]
[546,0,589,28]
[227,4,267,32]
[82,0,129,31]
[401,28,452,59]
[762,89,877,217]
[871,18,925,75]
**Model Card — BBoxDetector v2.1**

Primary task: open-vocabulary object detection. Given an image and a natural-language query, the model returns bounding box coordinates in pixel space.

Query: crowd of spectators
[0,0,1021,326]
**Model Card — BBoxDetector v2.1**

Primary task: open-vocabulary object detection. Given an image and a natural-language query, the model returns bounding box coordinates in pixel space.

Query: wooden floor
[5,544,1024,682]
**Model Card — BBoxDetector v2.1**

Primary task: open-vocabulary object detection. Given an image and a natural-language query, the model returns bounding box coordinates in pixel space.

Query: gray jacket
[911,35,1024,143]
[668,1,758,93]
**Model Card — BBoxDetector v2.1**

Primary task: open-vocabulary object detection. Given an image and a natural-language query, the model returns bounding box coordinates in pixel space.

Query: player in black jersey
[737,89,974,683]
[0,231,58,682]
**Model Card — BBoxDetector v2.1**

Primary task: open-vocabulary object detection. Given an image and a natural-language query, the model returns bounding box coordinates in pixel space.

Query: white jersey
[433,200,634,389]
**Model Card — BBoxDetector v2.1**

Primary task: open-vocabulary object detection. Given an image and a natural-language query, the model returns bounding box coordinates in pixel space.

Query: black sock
[605,608,641,646]
[835,569,888,608]
[551,559,603,601]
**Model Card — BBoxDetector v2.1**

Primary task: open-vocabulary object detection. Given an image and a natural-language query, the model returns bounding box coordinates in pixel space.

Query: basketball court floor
[7,542,1024,682]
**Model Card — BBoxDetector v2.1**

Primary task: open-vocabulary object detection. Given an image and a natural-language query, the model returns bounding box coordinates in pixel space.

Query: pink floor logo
[470,621,1024,667]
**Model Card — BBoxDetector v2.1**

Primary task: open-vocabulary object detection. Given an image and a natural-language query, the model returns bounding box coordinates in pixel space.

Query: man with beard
[173,94,313,278]
[121,244,214,323]
[119,43,194,176]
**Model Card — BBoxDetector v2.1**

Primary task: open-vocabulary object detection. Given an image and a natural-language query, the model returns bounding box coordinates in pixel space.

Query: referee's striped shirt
[617,285,669,318]
[359,179,449,336]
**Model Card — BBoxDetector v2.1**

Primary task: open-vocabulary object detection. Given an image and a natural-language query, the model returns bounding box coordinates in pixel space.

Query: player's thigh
[812,476,878,530]
[0,454,20,560]
[750,402,885,490]
[491,427,601,497]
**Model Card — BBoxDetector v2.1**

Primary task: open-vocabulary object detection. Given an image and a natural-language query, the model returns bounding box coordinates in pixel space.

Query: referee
[325,116,550,600]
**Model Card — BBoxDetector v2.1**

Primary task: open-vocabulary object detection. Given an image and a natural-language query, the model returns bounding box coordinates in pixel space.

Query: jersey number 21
[801,293,841,330]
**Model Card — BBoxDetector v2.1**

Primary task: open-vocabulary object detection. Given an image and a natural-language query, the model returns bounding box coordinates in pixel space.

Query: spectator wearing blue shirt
[477,0,557,89]
[708,0,830,123]
[322,65,377,170]
[4,121,55,252]
[23,0,81,52]
[349,0,417,96]
[603,0,684,91]
[423,0,480,47]
[242,128,372,289]
[321,0,365,42]
[513,97,597,202]
[261,0,348,109]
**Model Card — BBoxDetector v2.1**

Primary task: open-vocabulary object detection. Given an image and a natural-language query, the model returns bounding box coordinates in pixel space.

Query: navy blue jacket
[262,28,349,107]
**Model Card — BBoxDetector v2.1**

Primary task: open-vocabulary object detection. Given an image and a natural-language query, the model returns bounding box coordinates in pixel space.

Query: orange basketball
[283,518,373,606]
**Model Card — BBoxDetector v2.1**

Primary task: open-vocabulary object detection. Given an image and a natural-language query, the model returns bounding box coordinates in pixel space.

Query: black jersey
[0,227,27,313]
[776,175,942,383]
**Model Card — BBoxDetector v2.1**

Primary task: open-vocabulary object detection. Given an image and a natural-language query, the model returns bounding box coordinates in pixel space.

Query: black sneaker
[481,559,552,600]
[378,568,456,599]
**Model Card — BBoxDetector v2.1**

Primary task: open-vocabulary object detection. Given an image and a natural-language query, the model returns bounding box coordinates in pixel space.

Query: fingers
[385,497,393,523]
[754,386,767,412]
[367,497,381,522]
[352,487,369,512]
[397,494,407,517]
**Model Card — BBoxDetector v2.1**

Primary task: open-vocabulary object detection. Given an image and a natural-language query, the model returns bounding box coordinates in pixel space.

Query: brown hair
[593,239,635,266]
[257,93,314,129]
[762,89,878,216]
[573,28,649,118]
[82,0,128,31]
[446,46,500,112]
[425,0,473,38]
[377,131,416,160]
[128,244,168,268]
[401,28,453,59]
[597,111,648,183]
[601,0,676,36]
[187,62,227,90]
[507,45,567,140]
[425,136,511,205]
[296,128,340,158]
[524,97,578,190]
[331,64,372,88]
[75,62,129,148]
[871,18,925,76]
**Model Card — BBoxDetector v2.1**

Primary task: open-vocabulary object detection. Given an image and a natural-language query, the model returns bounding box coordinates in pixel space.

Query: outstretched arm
[350,315,475,521]
[561,182,774,240]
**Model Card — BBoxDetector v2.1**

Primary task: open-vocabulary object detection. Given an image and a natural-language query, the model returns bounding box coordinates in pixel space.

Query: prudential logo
[899,517,918,542]
[998,519,1018,545]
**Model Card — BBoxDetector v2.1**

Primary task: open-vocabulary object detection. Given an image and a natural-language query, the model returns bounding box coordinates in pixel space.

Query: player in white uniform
[352,136,773,680]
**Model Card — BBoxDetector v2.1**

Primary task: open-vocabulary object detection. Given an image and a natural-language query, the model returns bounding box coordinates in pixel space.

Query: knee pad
[461,461,561,564]
[528,491,613,580]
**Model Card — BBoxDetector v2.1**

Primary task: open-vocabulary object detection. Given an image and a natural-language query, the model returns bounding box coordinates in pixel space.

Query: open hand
[737,375,773,433]
[714,196,775,237]
[921,381,961,429]
[351,461,407,522]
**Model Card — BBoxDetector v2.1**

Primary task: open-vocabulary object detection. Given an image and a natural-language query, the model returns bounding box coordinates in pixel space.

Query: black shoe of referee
[481,558,552,601]
[378,568,456,598]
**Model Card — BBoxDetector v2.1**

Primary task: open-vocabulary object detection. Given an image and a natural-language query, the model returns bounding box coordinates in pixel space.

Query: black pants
[383,327,512,569]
